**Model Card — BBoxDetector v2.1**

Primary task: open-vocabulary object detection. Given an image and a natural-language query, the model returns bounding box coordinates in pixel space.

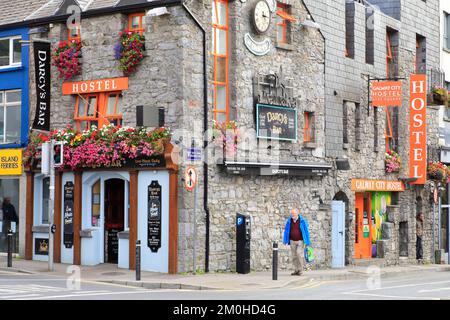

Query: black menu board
[63,181,74,249]
[147,180,162,253]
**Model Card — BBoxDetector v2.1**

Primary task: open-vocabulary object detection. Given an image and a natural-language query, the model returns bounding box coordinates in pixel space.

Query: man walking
[283,208,311,276]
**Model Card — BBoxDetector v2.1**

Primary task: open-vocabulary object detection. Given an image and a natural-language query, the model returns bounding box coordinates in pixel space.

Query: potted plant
[385,149,401,173]
[114,30,146,76]
[52,39,82,80]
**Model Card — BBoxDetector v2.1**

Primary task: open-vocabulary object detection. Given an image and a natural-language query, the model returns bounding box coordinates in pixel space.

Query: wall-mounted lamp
[301,15,320,30]
[146,7,170,17]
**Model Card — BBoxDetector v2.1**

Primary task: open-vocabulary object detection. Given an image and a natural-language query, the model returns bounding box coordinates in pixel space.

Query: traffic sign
[187,147,202,162]
[184,166,198,191]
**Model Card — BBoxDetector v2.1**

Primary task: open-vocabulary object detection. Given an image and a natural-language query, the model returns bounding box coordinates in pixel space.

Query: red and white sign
[409,74,427,185]
[184,166,198,191]
[62,77,129,95]
[371,81,402,107]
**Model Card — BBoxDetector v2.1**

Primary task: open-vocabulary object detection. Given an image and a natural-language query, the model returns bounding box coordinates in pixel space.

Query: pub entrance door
[354,192,372,259]
[104,179,125,264]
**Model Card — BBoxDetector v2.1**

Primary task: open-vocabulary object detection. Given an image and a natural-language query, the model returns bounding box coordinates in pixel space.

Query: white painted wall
[441,0,450,83]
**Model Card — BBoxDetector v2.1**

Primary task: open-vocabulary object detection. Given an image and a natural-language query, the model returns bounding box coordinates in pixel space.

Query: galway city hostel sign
[370,81,402,107]
[409,74,427,185]
[351,179,405,192]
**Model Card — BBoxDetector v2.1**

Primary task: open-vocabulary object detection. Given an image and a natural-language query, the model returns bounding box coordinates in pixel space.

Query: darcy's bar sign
[32,41,51,132]
[148,180,162,253]
[256,104,297,141]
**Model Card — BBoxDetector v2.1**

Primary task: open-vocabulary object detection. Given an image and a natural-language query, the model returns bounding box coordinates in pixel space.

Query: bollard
[272,241,278,280]
[136,240,141,281]
[7,229,13,268]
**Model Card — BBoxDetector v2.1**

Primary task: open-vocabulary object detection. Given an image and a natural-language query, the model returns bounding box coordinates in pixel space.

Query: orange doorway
[354,192,372,259]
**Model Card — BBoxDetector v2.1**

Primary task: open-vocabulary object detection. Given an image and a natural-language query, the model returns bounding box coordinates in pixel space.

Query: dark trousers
[416,236,423,260]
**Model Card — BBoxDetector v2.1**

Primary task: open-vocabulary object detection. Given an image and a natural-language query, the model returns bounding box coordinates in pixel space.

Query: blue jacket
[283,215,311,246]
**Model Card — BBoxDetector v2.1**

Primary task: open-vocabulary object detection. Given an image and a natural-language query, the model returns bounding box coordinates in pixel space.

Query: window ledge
[80,229,95,238]
[303,142,317,149]
[0,65,23,73]
[0,143,24,149]
[118,230,129,239]
[343,143,350,150]
[443,48,450,54]
[276,42,294,51]
[32,225,49,233]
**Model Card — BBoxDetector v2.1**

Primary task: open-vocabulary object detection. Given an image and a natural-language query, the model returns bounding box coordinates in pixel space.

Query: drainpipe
[182,3,210,273]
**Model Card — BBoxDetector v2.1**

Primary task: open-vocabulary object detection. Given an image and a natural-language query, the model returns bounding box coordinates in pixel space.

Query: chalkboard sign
[63,181,74,249]
[107,229,119,263]
[147,180,162,253]
[256,104,297,141]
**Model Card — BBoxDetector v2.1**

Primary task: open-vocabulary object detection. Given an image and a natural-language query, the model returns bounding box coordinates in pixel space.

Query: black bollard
[272,241,278,280]
[136,240,141,281]
[7,229,13,268]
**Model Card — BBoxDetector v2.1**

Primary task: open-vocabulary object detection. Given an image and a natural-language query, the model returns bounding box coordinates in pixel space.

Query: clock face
[253,0,271,34]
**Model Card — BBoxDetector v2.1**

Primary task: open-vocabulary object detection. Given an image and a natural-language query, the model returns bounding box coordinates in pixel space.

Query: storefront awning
[221,160,331,177]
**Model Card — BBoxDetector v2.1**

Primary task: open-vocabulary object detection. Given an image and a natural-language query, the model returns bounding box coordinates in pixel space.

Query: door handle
[339,231,343,235]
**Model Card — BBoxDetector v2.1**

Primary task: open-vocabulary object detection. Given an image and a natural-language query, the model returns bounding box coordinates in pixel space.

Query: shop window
[42,177,50,225]
[276,2,295,46]
[0,36,21,68]
[345,2,355,59]
[0,179,19,253]
[129,13,145,34]
[303,112,315,143]
[212,0,229,121]
[68,26,81,41]
[0,90,21,144]
[91,180,100,227]
[74,92,122,131]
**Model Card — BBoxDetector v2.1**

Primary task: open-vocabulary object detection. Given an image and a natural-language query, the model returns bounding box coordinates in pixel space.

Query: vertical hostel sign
[32,41,51,131]
[409,74,427,185]
[147,180,162,253]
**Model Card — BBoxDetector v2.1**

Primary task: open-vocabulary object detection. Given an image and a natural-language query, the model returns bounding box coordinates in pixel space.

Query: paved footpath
[1,256,450,292]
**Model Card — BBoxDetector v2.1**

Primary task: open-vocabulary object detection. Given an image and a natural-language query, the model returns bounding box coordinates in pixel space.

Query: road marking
[345,280,450,293]
[419,287,450,293]
[17,289,179,300]
[342,291,440,300]
[0,294,41,299]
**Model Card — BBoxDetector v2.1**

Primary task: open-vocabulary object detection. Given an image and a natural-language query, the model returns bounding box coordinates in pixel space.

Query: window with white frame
[0,90,21,144]
[444,12,450,50]
[0,36,21,68]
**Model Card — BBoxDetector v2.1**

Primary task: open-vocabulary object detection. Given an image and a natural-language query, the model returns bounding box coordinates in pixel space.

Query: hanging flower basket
[52,40,82,80]
[212,120,240,159]
[385,149,401,173]
[432,86,448,105]
[427,161,450,184]
[114,30,145,76]
[24,125,170,170]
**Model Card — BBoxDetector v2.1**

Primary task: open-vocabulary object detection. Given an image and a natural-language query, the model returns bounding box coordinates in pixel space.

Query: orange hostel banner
[370,81,402,106]
[62,77,128,95]
[351,179,405,192]
[409,74,427,185]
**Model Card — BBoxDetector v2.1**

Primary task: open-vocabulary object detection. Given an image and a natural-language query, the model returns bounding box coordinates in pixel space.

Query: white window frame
[0,89,21,144]
[445,12,450,51]
[0,36,22,69]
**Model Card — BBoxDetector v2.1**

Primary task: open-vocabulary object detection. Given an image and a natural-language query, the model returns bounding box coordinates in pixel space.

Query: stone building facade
[303,0,443,265]
[18,0,445,272]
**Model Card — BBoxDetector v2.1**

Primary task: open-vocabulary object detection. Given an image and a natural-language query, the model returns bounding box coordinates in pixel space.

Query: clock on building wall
[252,0,271,34]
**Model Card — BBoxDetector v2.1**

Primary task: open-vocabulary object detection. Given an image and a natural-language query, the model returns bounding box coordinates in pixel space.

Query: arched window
[92,180,101,227]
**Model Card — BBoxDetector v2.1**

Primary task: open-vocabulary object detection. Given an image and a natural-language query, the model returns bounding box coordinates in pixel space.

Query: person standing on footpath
[416,212,424,262]
[283,208,311,276]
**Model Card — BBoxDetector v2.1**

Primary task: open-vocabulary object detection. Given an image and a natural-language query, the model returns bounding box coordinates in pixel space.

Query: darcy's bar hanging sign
[32,41,51,132]
[148,180,162,253]
[409,74,427,185]
[256,104,297,141]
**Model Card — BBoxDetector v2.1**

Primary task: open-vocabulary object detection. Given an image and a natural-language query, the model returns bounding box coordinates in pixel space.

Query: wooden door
[354,193,372,259]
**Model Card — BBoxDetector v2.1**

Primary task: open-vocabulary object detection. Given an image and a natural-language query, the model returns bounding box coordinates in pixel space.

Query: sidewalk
[1,257,450,291]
